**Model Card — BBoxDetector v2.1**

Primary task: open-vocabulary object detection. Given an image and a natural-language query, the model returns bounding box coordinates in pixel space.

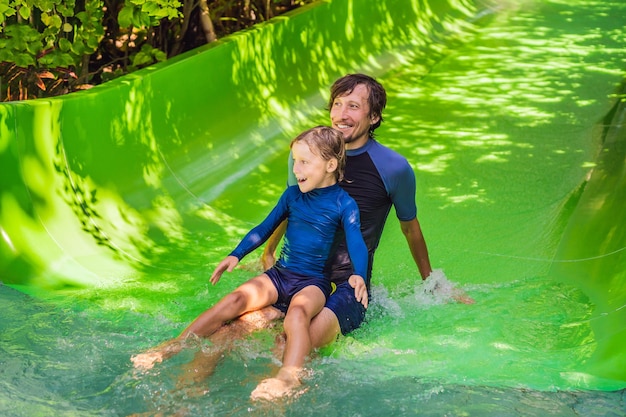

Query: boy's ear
[326,158,338,173]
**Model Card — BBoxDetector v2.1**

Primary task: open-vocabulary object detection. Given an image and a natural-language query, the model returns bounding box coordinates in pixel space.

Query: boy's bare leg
[251,287,325,400]
[132,276,280,370]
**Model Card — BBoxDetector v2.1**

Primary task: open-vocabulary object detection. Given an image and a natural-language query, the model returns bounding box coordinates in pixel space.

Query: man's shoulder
[367,139,412,173]
[368,139,409,162]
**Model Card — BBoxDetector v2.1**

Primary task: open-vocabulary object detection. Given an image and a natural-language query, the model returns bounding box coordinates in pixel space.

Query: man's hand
[452,288,475,304]
[423,269,475,304]
[210,255,239,285]
[260,220,287,270]
[261,250,276,271]
[348,275,368,308]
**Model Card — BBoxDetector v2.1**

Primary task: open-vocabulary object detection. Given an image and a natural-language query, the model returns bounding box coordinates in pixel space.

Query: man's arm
[399,218,432,280]
[261,219,287,270]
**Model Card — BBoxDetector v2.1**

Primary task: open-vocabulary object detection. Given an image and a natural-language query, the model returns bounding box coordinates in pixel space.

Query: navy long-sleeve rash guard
[229,184,368,280]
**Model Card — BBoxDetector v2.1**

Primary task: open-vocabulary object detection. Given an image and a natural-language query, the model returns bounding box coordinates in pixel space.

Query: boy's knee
[284,305,308,329]
[224,290,248,310]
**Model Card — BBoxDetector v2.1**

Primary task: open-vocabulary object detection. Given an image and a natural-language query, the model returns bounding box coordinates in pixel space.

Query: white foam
[415,269,458,305]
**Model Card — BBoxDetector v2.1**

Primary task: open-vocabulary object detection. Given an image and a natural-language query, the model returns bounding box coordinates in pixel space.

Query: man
[251,73,472,400]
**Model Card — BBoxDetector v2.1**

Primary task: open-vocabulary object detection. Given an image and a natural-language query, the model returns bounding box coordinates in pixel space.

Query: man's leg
[309,307,341,348]
[129,307,285,417]
[177,307,285,389]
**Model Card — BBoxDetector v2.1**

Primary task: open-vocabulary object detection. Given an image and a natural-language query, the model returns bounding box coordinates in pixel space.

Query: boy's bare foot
[250,367,301,401]
[131,339,184,370]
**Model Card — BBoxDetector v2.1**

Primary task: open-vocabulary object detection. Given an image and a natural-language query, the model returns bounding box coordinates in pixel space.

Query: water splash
[414,269,460,306]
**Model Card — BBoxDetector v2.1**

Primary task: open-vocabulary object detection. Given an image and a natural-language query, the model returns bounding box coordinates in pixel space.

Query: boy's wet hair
[291,126,346,181]
[327,73,387,134]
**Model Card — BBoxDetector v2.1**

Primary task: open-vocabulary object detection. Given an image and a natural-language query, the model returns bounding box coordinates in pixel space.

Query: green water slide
[1,0,625,397]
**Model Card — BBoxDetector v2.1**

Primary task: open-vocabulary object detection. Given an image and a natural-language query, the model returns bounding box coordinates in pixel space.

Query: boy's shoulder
[280,185,303,203]
[335,185,359,209]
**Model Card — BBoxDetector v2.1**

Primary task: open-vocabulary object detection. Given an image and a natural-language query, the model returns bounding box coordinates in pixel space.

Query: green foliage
[0,0,315,101]
[0,0,104,100]
[131,43,167,66]
[118,0,181,28]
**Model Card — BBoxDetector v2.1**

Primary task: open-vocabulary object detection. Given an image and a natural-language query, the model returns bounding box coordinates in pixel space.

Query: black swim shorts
[325,281,367,335]
[266,267,332,314]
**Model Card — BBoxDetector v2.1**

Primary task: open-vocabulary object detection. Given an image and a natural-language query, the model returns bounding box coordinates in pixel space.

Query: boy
[132,126,368,395]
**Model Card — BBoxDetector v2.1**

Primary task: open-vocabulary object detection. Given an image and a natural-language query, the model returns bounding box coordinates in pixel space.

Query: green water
[1,280,624,416]
[2,0,626,415]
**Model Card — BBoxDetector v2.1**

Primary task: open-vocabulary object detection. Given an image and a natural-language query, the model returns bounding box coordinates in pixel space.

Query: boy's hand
[210,256,239,285]
[348,274,368,308]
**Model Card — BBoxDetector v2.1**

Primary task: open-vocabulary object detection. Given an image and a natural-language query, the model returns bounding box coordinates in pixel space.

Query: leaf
[71,41,85,55]
[0,4,16,19]
[59,37,72,52]
[49,14,62,29]
[153,49,166,62]
[18,5,30,20]
[14,53,35,67]
[131,51,152,66]
[86,34,100,49]
[118,5,134,28]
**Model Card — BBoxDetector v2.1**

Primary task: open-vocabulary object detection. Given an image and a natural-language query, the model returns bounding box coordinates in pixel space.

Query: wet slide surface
[1,0,626,415]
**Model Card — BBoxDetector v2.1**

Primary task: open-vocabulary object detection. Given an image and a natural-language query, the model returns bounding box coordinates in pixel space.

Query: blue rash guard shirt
[286,138,417,334]
[229,184,368,281]
[288,138,417,287]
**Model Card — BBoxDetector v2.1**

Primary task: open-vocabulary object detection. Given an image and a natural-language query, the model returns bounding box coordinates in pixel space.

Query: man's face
[329,84,380,149]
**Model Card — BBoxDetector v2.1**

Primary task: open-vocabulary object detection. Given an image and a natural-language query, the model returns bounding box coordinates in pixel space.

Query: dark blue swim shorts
[325,281,367,335]
[266,267,332,314]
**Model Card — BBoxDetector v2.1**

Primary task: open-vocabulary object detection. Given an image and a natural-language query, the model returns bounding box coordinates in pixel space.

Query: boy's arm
[210,255,239,284]
[231,189,292,261]
[342,199,369,307]
[348,274,368,308]
[261,152,296,269]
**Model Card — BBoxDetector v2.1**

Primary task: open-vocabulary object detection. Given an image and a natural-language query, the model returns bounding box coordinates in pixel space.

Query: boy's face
[291,141,337,193]
[330,83,380,149]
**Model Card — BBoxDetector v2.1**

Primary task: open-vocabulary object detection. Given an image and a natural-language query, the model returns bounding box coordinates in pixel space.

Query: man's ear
[370,113,381,125]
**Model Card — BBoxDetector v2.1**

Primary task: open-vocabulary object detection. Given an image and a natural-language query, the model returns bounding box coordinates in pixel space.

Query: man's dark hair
[327,74,387,134]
